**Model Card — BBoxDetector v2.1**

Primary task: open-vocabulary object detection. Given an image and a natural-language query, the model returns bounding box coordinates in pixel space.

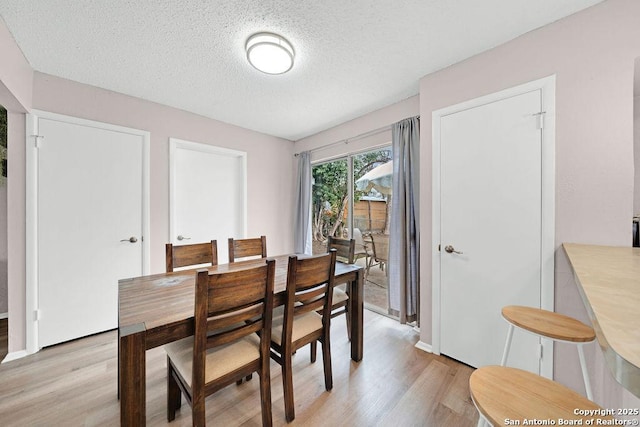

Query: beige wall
[420,0,639,409]
[295,95,419,161]
[32,72,295,274]
[0,16,296,352]
[0,16,31,352]
[634,94,640,215]
[0,184,6,315]
[6,112,25,352]
[3,0,640,411]
[0,16,32,112]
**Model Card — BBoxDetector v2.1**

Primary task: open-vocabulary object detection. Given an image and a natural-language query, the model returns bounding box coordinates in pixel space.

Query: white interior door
[434,80,554,374]
[170,139,246,265]
[36,115,148,347]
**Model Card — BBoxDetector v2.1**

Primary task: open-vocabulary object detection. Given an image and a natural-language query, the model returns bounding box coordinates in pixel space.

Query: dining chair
[165,241,218,272]
[369,233,389,272]
[327,236,355,264]
[326,236,354,340]
[227,236,266,384]
[270,251,336,422]
[228,235,267,263]
[352,228,373,279]
[165,259,276,427]
[119,240,219,402]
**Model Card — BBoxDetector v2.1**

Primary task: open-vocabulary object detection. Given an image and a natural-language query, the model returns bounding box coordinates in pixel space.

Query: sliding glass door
[311,147,392,314]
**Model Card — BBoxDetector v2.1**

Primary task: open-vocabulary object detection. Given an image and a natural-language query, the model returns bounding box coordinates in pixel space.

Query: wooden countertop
[563,243,640,398]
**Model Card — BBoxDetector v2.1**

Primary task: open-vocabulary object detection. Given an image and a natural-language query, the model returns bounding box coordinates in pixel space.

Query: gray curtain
[293,151,313,254]
[388,116,420,324]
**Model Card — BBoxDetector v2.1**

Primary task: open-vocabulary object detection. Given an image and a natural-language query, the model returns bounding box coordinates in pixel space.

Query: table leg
[350,270,364,361]
[117,327,120,399]
[120,324,146,426]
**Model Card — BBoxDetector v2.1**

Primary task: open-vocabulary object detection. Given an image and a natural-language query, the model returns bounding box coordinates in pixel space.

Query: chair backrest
[352,228,370,256]
[165,240,218,272]
[327,236,355,264]
[370,234,389,262]
[280,251,337,346]
[192,259,275,390]
[228,236,267,263]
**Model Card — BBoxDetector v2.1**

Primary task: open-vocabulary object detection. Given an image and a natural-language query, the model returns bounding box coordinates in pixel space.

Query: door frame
[431,75,556,378]
[25,110,150,354]
[168,138,247,245]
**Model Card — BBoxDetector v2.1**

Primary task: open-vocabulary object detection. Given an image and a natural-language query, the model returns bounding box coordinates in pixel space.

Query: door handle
[120,237,138,243]
[444,245,462,254]
[177,235,191,241]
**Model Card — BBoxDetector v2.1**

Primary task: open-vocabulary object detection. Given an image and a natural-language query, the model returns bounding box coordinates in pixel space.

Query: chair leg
[236,372,254,386]
[259,369,273,427]
[577,343,593,400]
[117,330,120,399]
[321,337,333,391]
[282,353,296,422]
[500,324,515,366]
[345,305,351,341]
[364,256,371,281]
[310,341,317,363]
[167,357,181,422]
[191,400,205,427]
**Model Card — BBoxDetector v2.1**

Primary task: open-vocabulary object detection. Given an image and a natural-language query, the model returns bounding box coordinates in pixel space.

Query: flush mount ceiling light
[245,32,295,75]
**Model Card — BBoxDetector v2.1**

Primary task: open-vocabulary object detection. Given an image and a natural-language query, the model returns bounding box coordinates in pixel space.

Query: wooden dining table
[118,254,363,426]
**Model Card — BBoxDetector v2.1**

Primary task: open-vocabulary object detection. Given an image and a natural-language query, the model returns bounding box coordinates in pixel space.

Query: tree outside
[312,148,391,244]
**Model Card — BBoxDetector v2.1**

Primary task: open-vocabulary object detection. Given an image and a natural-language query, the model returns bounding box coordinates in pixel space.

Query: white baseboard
[414,340,433,353]
[412,325,420,333]
[2,350,28,364]
[0,312,7,320]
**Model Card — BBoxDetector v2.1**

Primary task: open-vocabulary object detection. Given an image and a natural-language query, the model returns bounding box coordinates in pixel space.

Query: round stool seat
[470,366,614,426]
[502,305,595,342]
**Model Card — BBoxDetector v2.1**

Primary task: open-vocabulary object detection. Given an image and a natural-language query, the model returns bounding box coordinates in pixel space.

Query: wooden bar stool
[500,305,596,399]
[470,365,614,427]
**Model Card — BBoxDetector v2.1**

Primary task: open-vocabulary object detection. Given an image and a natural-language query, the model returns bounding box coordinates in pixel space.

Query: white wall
[420,0,639,409]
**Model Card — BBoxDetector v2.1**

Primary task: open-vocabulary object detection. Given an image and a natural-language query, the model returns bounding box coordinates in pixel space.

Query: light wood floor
[0,311,478,426]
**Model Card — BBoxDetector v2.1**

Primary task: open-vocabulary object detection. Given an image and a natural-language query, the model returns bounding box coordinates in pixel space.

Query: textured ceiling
[0,0,603,140]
